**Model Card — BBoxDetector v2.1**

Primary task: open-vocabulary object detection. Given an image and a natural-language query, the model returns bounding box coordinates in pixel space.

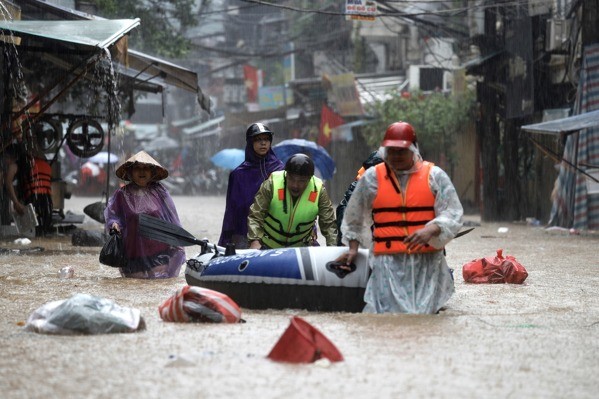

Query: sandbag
[462,249,528,284]
[158,286,242,323]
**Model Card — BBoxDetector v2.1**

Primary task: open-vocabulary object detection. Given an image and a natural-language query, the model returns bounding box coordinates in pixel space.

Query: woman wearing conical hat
[104,151,185,278]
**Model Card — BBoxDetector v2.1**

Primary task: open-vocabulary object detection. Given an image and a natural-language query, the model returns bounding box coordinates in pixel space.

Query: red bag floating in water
[159,286,242,323]
[462,249,528,284]
[267,316,344,363]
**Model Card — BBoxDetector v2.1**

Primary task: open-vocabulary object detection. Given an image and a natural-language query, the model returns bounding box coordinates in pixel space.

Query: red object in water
[462,249,528,284]
[158,286,242,323]
[267,316,344,363]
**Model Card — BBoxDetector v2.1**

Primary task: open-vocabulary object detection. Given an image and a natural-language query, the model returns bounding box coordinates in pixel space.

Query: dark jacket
[336,151,383,245]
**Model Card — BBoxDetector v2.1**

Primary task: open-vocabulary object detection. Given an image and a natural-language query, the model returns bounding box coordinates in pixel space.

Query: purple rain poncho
[218,140,284,248]
[104,182,185,279]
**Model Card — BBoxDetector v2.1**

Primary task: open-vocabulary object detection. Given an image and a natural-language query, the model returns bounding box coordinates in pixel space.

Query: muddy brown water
[1,196,597,398]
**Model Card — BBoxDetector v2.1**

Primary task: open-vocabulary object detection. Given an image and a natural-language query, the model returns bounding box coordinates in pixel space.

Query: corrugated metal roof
[126,49,201,95]
[11,0,209,111]
[182,115,225,136]
[0,19,139,49]
[521,110,599,135]
[172,115,204,128]
[356,75,407,105]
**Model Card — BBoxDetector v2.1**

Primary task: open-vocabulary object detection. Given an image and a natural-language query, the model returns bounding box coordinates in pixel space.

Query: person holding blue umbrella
[218,123,284,249]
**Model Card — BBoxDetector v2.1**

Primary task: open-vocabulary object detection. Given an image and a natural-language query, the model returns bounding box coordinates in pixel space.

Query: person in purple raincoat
[218,123,284,249]
[104,151,185,279]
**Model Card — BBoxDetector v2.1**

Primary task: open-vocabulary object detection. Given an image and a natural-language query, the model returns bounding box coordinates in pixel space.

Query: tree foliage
[363,90,476,170]
[93,0,199,58]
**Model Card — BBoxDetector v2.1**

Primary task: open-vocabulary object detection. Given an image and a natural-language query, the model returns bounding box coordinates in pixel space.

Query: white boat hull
[185,246,370,312]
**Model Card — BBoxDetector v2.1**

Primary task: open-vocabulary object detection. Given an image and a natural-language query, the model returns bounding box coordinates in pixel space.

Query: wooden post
[478,82,500,221]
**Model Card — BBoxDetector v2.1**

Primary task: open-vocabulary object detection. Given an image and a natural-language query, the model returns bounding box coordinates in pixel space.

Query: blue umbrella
[86,151,119,164]
[210,148,245,170]
[273,139,336,180]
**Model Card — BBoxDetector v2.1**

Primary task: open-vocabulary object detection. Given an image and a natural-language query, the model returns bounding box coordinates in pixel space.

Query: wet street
[1,195,597,398]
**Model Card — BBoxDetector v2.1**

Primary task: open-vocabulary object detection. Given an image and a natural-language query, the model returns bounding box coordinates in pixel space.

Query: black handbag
[99,229,127,268]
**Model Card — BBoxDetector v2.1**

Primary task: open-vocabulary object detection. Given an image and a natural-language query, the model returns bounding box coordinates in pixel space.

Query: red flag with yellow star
[318,104,345,147]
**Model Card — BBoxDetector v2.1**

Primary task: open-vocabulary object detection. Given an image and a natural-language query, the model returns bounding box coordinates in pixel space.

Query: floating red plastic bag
[462,249,528,284]
[267,316,343,363]
[159,286,242,323]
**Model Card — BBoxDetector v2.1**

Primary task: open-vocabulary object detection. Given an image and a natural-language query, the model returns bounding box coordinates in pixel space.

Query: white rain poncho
[341,158,463,314]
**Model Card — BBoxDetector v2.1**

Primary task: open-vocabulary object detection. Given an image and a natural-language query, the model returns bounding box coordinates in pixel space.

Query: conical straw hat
[116,151,168,181]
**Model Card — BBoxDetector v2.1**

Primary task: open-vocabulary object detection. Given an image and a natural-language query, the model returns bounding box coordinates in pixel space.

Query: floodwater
[1,195,597,398]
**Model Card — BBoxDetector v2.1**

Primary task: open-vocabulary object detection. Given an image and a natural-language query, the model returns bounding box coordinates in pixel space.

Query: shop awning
[0,18,210,112]
[127,50,196,93]
[356,74,407,105]
[182,115,225,136]
[5,0,210,112]
[0,19,140,49]
[125,50,211,112]
[37,51,164,94]
[172,114,203,128]
[520,110,599,135]
[331,119,374,141]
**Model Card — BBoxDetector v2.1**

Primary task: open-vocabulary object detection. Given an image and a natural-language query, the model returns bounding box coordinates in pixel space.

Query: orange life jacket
[372,161,438,254]
[23,157,52,200]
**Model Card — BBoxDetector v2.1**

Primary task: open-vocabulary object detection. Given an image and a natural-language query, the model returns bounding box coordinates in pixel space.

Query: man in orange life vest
[341,122,463,314]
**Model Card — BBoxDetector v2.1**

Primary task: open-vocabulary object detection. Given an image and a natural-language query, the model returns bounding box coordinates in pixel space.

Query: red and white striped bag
[158,285,242,323]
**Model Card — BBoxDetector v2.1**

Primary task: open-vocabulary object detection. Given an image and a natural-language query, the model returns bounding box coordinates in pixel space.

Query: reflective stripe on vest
[372,161,437,254]
[24,157,52,200]
[262,171,321,248]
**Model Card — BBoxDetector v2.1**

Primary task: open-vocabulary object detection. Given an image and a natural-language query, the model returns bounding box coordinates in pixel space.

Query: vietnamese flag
[243,65,260,103]
[318,104,345,147]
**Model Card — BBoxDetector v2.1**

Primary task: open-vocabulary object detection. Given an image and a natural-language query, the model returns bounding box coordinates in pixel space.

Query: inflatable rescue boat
[135,214,369,312]
[185,245,370,312]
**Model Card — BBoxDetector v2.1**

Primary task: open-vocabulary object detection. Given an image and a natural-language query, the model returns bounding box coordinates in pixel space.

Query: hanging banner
[345,0,377,21]
[258,86,293,110]
[329,73,364,116]
[243,65,261,103]
[283,43,295,83]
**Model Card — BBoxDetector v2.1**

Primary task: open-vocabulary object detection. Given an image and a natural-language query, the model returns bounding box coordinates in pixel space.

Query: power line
[198,3,259,16]
[237,0,536,18]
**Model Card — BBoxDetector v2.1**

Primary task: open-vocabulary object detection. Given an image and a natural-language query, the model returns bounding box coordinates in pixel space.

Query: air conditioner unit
[408,65,448,92]
[467,1,485,38]
[468,9,485,38]
[546,19,570,52]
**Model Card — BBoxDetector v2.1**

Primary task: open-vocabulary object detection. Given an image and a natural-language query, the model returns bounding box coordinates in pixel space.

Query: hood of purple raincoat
[217,137,284,246]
